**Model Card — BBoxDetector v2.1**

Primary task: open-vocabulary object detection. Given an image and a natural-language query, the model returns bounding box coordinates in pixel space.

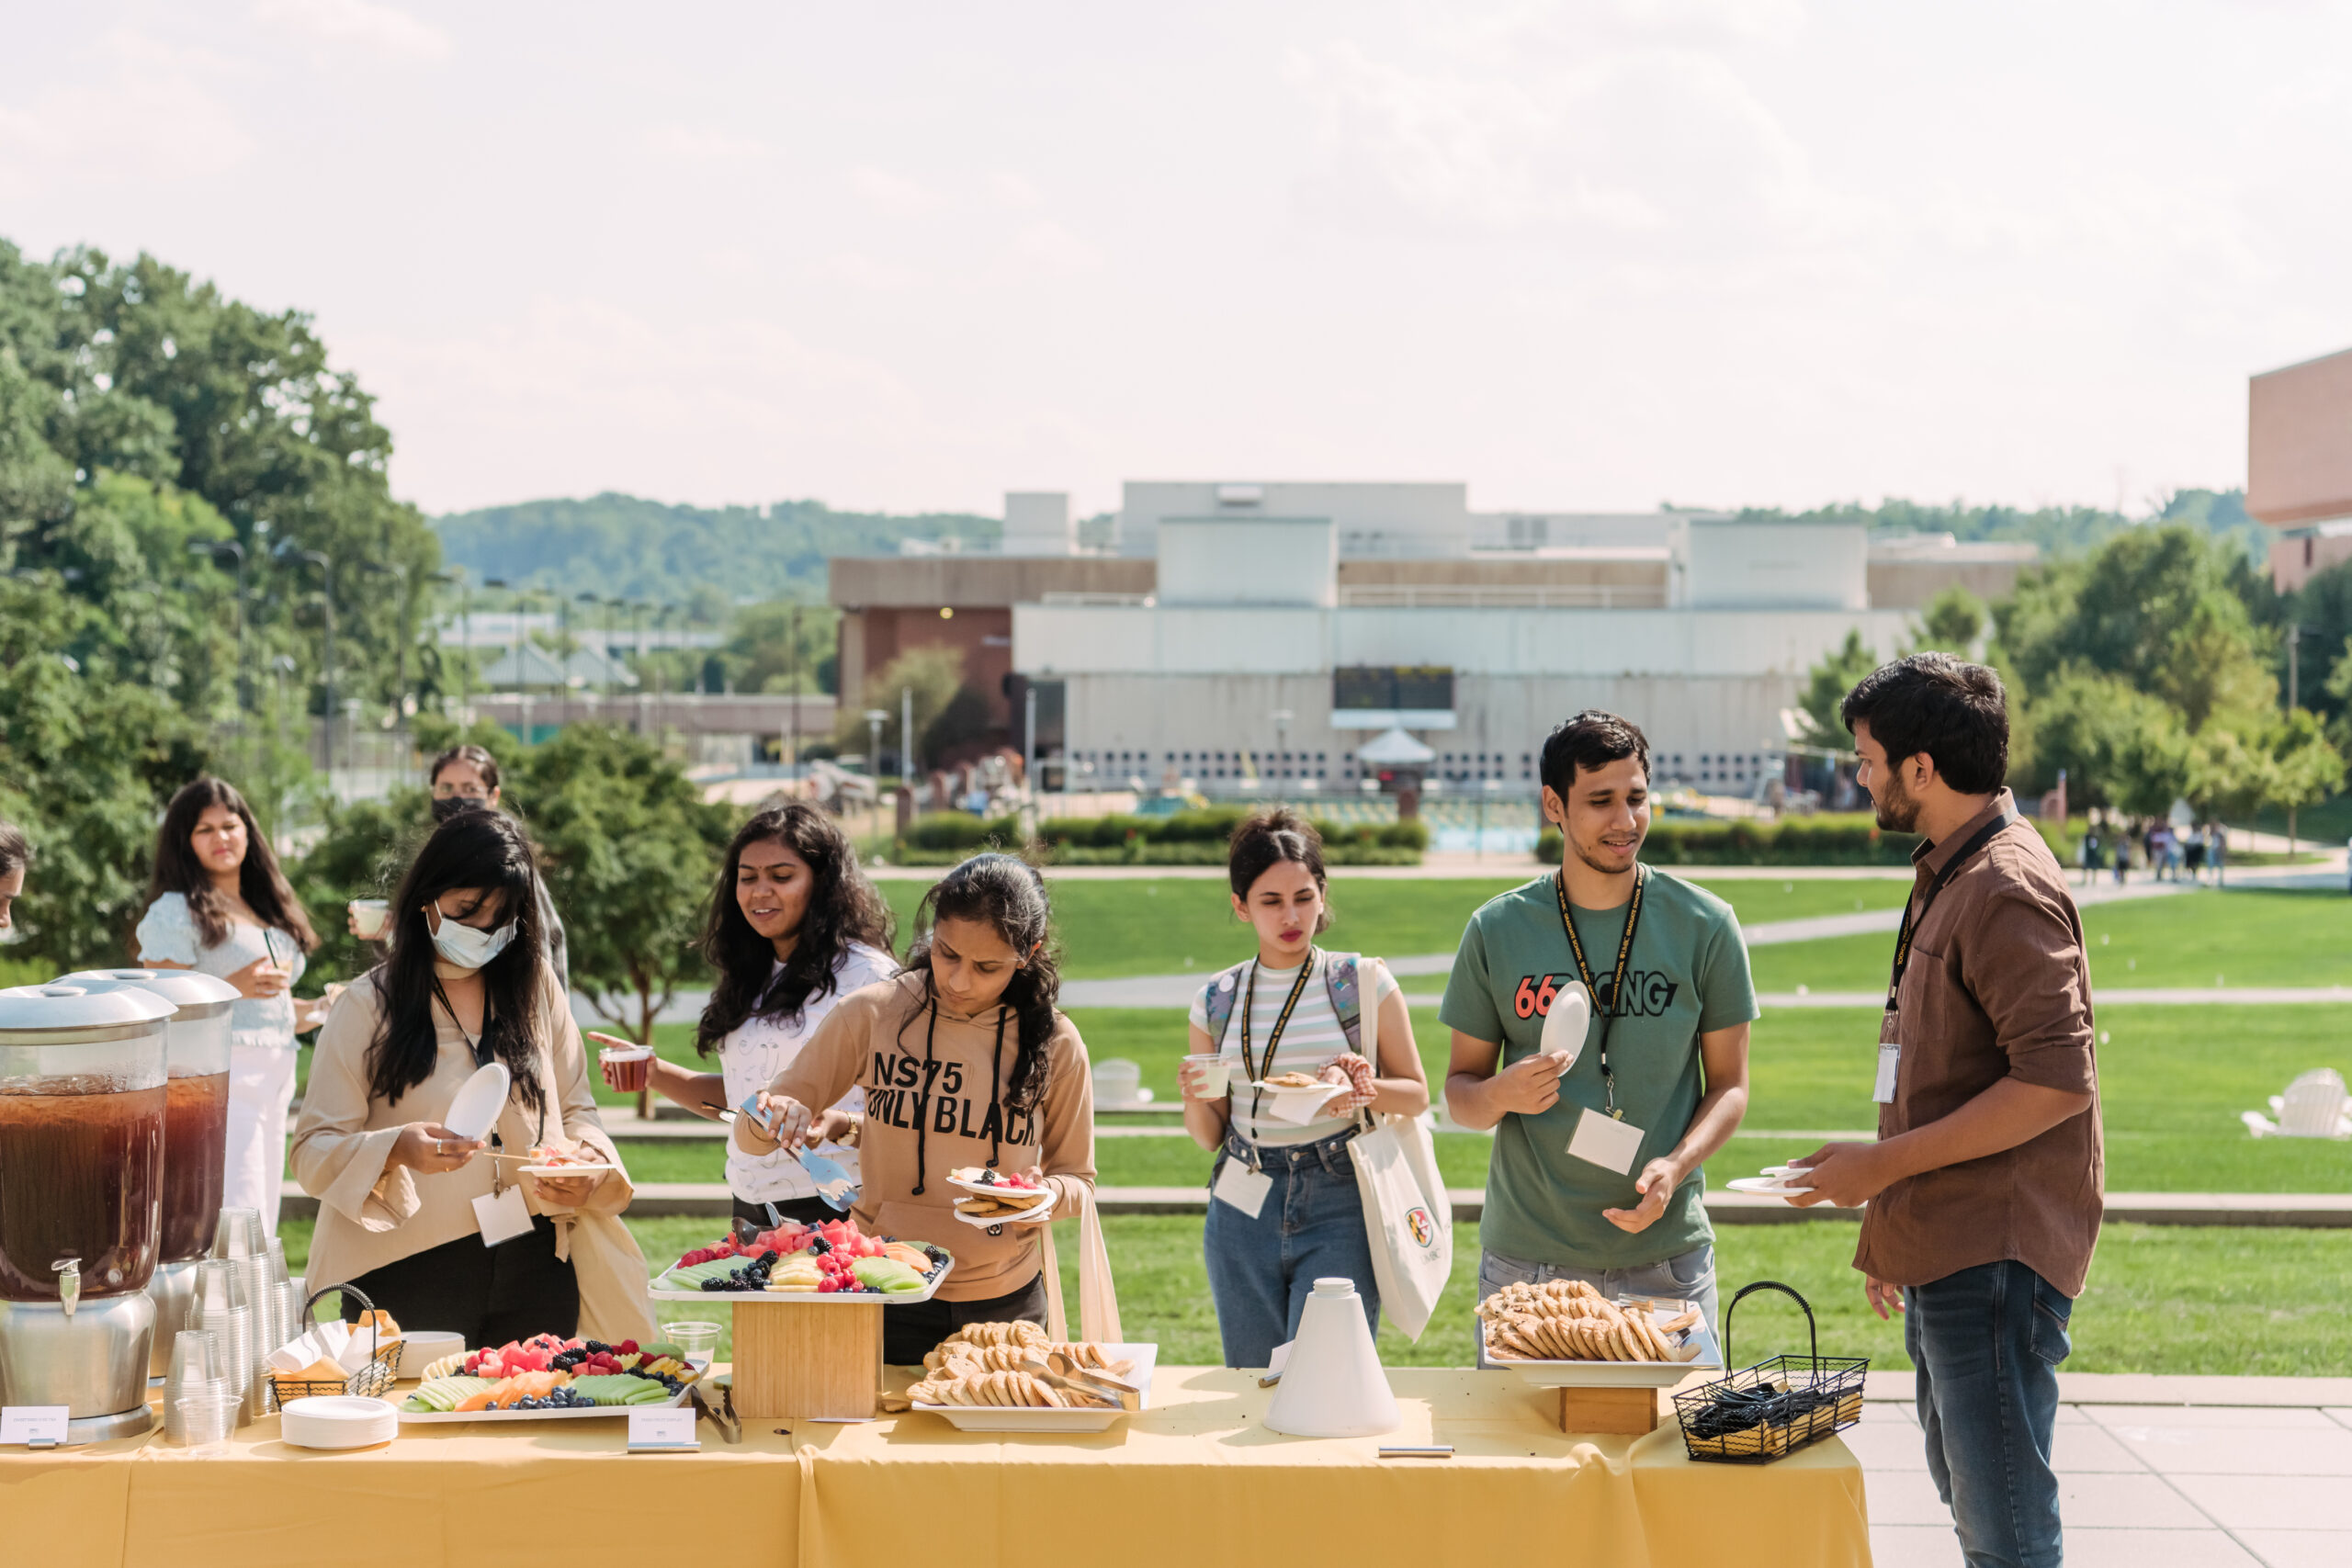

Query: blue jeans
[1204,1130,1378,1367]
[1907,1259,2072,1568]
[1475,1243,1719,1367]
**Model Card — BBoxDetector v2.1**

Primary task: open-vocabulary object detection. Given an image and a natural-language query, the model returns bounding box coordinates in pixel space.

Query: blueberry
[701,1278,728,1292]
[807,1237,831,1255]
[585,1341,609,1353]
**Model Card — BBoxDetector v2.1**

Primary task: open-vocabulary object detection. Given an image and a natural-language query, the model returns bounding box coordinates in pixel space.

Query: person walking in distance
[1792,653,2103,1568]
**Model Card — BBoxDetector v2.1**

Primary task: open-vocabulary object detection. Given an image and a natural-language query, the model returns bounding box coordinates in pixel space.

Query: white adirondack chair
[2241,1068,2352,1139]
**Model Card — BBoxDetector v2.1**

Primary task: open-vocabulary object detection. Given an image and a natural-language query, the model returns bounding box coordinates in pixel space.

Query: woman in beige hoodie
[743,853,1094,1363]
[291,808,653,1348]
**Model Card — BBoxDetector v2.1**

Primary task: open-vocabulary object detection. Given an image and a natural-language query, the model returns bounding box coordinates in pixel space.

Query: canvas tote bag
[1039,1179,1125,1345]
[1345,957,1453,1341]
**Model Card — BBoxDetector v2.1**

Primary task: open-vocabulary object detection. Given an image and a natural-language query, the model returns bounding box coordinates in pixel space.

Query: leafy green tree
[0,576,210,969]
[514,725,734,1044]
[723,600,841,694]
[2256,709,2345,850]
[836,645,965,769]
[2015,667,2188,811]
[1911,585,1986,655]
[1792,629,1881,745]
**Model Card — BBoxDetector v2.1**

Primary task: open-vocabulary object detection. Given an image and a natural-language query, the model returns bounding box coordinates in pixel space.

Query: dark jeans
[1907,1258,2073,1568]
[882,1271,1050,1365]
[1203,1129,1377,1368]
[340,1214,579,1347]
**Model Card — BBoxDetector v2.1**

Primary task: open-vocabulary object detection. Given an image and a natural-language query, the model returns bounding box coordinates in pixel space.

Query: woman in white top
[597,801,895,1229]
[1181,807,1429,1367]
[137,778,334,1232]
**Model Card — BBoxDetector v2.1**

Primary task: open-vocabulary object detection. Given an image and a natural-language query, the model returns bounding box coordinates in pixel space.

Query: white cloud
[250,0,451,62]
[0,28,254,197]
[648,124,777,163]
[849,165,944,219]
[988,170,1046,209]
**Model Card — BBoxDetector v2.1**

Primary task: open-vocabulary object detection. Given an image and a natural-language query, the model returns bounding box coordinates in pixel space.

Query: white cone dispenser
[1262,1277,1398,1438]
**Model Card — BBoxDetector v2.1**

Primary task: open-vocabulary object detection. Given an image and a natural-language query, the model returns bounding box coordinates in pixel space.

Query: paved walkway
[1856,1372,2352,1566]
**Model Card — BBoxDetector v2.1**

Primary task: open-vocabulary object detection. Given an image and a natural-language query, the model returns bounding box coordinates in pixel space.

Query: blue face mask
[428,898,515,972]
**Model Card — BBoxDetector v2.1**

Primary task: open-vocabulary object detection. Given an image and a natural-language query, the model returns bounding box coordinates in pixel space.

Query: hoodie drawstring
[911,1000,940,1197]
[987,1006,1009,1168]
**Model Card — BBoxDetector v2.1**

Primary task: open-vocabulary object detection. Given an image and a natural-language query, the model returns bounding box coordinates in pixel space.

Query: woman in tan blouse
[291,808,653,1347]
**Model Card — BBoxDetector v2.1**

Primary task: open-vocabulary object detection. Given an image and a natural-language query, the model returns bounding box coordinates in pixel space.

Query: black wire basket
[264,1283,401,1414]
[1671,1280,1868,1463]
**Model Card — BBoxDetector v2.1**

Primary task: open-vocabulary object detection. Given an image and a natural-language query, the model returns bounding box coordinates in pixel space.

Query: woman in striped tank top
[1181,808,1430,1366]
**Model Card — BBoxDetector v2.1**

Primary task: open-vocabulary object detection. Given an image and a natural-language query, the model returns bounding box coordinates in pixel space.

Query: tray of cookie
[1476,1279,1724,1388]
[906,1321,1158,1432]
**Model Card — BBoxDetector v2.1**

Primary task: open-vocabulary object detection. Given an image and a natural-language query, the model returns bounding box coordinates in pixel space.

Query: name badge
[473,1184,535,1246]
[1213,1159,1273,1220]
[0,1406,70,1448]
[1872,1044,1901,1104]
[1566,1108,1646,1175]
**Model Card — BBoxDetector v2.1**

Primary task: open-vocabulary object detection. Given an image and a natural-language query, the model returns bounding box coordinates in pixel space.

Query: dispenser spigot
[52,1257,81,1319]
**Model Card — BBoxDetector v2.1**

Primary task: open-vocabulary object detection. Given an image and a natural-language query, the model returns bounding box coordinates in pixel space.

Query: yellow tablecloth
[0,1368,1871,1568]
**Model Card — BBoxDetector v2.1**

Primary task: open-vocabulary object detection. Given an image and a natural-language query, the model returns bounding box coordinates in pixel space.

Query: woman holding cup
[137,778,334,1231]
[594,802,897,1230]
[1180,808,1428,1366]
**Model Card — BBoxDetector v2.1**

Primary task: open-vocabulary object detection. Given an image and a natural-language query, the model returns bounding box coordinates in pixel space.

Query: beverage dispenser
[0,982,175,1442]
[60,969,240,1376]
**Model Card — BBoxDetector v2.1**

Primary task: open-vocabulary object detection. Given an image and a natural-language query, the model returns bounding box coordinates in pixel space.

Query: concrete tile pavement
[1856,1386,2352,1566]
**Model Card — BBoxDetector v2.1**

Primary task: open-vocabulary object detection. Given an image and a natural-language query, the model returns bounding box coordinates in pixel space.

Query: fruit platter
[398,1334,699,1423]
[650,1216,953,1302]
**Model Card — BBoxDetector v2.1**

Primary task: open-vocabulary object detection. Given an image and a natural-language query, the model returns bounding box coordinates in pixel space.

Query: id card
[473,1183,535,1246]
[1872,1045,1901,1104]
[1566,1108,1646,1175]
[1212,1159,1272,1219]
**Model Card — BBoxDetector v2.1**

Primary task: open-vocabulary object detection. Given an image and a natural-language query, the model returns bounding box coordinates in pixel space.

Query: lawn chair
[2240,1068,2352,1139]
[1091,1058,1155,1112]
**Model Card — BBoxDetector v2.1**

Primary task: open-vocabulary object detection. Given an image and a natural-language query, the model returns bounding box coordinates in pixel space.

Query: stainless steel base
[0,1290,157,1424]
[66,1404,156,1445]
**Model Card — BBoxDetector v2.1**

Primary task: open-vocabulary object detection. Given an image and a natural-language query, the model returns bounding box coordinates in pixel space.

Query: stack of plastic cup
[175,1392,240,1458]
[189,1258,256,1427]
[212,1210,272,1420]
[161,1330,229,1446]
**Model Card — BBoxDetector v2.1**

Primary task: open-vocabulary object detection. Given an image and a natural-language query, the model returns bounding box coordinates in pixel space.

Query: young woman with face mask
[593,802,897,1229]
[1182,808,1429,1367]
[137,778,332,1231]
[290,809,654,1347]
[740,853,1096,1363]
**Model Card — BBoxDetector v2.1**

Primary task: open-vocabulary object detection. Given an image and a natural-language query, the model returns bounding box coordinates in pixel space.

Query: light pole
[865,707,889,842]
[279,545,334,773]
[1270,707,1294,795]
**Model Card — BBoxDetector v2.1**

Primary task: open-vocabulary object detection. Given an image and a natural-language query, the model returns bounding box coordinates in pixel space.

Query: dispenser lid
[57,969,240,1020]
[0,983,177,1033]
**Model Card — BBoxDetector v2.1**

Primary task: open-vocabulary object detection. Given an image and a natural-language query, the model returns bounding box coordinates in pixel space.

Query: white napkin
[1263,1081,1348,1126]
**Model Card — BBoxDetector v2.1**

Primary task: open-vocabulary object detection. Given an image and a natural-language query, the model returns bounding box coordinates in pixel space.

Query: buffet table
[2,1366,1872,1568]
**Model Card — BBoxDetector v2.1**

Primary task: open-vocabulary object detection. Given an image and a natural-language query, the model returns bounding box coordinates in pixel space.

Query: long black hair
[367,807,549,1116]
[695,802,895,1055]
[902,853,1061,1116]
[146,778,319,953]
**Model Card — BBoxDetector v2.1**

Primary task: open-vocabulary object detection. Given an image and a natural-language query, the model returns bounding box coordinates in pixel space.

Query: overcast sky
[6,2,2348,521]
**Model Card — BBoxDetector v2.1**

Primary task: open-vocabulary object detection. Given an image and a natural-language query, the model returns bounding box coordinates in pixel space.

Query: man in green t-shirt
[1441,711,1756,1344]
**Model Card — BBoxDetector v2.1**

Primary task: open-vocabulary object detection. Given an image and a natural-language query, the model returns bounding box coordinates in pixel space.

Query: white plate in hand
[442,1062,510,1141]
[945,1172,1050,1199]
[518,1161,618,1178]
[1245,1079,1347,1124]
[953,1192,1054,1227]
[1724,1176,1814,1197]
[912,1344,1158,1432]
[1539,979,1593,1066]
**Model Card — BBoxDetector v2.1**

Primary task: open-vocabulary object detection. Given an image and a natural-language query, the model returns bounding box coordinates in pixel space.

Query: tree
[0,576,210,970]
[835,645,965,771]
[515,725,733,1046]
[2015,667,2188,812]
[2257,708,2345,852]
[1793,629,1882,747]
[1911,585,1985,655]
[723,600,842,694]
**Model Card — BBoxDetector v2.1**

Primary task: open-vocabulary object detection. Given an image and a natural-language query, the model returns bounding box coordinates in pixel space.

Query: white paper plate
[393,1331,467,1380]
[518,1161,618,1178]
[442,1061,510,1142]
[1724,1177,1815,1197]
[395,1381,691,1423]
[945,1173,1050,1199]
[953,1193,1054,1228]
[912,1344,1158,1432]
[281,1394,401,1449]
[649,1255,954,1304]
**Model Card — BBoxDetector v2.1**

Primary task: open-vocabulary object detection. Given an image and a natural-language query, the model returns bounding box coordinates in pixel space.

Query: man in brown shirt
[1794,652,2101,1568]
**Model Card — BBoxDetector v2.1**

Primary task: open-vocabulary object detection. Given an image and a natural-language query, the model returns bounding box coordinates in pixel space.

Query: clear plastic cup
[665,1320,722,1371]
[598,1043,653,1093]
[349,899,390,940]
[176,1393,240,1458]
[1182,1055,1228,1100]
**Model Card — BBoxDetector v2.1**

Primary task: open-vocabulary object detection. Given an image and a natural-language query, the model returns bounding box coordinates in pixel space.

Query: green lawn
[874,874,1913,980]
[276,1214,2352,1376]
[1750,886,2352,994]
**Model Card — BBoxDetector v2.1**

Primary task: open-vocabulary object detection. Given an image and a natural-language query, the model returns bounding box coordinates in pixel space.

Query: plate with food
[1242,1070,1349,1122]
[397,1335,698,1422]
[953,1186,1054,1228]
[1476,1280,1724,1389]
[944,1165,1047,1197]
[650,1216,954,1302]
[909,1323,1158,1433]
